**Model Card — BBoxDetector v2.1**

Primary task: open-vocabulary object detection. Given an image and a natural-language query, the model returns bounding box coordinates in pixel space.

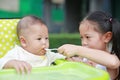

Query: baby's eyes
[37,38,41,40]
[37,37,49,40]
[45,37,49,40]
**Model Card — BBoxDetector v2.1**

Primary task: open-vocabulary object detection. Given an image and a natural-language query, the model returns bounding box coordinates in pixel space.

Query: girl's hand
[4,60,32,74]
[66,56,83,62]
[58,44,80,58]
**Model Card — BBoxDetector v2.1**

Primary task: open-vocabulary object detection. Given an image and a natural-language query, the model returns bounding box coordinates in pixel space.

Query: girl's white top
[82,58,107,71]
[0,45,66,69]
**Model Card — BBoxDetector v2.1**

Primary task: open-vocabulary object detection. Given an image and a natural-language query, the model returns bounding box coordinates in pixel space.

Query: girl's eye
[80,36,83,39]
[86,36,89,38]
[86,36,90,39]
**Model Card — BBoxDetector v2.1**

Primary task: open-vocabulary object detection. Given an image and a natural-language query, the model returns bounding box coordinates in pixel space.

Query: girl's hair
[85,11,120,79]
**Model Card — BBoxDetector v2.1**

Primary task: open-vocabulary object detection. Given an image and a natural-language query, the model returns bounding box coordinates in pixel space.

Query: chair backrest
[0,19,20,58]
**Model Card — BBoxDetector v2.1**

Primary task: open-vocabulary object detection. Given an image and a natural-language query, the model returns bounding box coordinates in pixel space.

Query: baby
[0,15,66,74]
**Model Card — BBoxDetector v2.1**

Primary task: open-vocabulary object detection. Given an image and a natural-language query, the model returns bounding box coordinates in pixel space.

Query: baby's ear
[19,36,27,47]
[104,31,112,43]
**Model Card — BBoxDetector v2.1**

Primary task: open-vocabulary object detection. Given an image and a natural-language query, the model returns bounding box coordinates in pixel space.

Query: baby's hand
[3,60,32,74]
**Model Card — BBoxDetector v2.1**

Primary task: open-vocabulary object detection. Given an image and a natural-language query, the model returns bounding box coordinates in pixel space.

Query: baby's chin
[34,53,46,56]
[34,51,46,56]
[39,52,46,56]
[39,50,47,56]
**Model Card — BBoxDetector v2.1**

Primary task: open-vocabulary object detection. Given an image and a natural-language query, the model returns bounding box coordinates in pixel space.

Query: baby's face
[24,23,49,56]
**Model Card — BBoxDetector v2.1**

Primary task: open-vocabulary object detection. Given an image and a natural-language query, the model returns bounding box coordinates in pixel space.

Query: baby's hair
[17,15,46,38]
[84,11,120,79]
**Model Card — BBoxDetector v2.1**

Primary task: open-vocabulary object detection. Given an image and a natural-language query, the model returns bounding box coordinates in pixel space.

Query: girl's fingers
[58,47,64,54]
[66,58,73,61]
[71,57,83,62]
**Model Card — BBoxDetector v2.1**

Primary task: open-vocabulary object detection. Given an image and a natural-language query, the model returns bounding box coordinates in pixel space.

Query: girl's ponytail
[111,19,120,59]
[111,18,120,80]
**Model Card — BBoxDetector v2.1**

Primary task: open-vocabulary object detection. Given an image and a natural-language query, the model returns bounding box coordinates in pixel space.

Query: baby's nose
[41,39,46,44]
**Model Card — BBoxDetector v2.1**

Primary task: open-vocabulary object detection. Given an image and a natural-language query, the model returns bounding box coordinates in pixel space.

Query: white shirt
[0,45,66,69]
[82,58,107,71]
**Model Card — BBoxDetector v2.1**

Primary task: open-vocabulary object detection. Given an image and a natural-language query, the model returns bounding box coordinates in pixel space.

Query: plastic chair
[0,61,110,80]
[0,19,20,58]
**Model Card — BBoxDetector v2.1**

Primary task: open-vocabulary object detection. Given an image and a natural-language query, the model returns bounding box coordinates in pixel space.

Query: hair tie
[109,18,112,23]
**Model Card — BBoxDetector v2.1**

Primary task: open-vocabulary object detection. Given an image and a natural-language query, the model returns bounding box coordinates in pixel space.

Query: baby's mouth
[40,49,46,55]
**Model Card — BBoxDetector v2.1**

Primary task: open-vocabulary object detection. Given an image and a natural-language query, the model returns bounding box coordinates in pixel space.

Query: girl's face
[20,23,49,56]
[79,20,107,51]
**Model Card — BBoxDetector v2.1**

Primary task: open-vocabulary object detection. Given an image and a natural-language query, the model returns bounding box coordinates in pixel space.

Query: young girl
[58,11,120,80]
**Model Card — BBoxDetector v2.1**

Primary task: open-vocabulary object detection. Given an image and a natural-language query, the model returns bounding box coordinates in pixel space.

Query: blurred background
[0,0,120,48]
[0,0,119,33]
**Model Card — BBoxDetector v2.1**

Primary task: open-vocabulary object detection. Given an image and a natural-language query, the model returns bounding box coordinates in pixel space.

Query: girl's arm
[58,44,120,69]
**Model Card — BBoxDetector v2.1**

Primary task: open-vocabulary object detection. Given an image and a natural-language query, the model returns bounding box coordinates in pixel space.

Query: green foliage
[49,33,81,48]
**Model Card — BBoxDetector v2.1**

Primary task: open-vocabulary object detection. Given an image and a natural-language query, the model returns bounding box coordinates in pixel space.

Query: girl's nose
[82,40,88,47]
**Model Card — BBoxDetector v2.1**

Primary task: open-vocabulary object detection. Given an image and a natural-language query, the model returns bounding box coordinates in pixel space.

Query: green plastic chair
[0,61,110,80]
[0,19,20,58]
